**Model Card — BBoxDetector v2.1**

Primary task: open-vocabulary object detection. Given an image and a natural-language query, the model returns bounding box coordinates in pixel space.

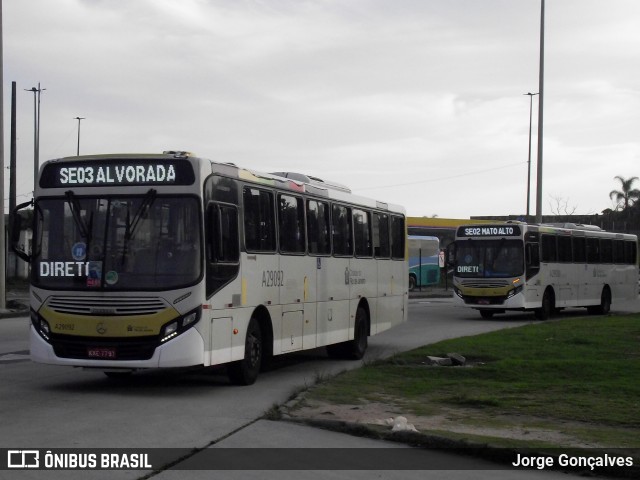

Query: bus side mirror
[446,244,456,267]
[10,199,33,263]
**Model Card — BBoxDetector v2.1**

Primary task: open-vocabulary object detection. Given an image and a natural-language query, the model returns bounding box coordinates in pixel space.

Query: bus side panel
[242,253,280,308]
[391,258,408,328]
[375,259,393,334]
[280,256,316,352]
[349,256,378,336]
[316,256,350,347]
[613,264,638,301]
[209,316,233,366]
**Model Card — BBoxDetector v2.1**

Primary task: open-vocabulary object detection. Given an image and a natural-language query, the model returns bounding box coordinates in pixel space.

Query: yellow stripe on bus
[39,306,178,337]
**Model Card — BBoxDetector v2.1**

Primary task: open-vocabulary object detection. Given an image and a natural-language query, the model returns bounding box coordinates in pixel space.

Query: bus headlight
[161,321,179,343]
[160,307,202,343]
[182,311,198,327]
[31,310,51,341]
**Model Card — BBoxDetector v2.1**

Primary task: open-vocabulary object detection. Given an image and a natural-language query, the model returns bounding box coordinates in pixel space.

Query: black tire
[326,307,368,360]
[228,318,262,386]
[409,275,417,291]
[588,287,611,315]
[479,309,494,319]
[535,289,554,320]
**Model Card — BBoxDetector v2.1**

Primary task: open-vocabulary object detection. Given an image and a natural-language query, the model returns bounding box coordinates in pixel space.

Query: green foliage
[305,315,640,447]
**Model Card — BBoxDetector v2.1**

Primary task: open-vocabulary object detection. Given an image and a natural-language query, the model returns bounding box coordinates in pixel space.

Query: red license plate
[87,347,117,359]
[477,299,490,305]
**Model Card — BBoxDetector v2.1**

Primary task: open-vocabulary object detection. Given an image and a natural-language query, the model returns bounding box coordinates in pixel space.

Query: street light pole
[535,0,545,224]
[524,92,538,220]
[75,117,85,156]
[0,0,6,309]
[25,83,45,188]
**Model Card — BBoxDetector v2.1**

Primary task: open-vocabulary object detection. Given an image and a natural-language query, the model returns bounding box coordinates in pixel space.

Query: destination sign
[457,225,521,237]
[39,159,195,188]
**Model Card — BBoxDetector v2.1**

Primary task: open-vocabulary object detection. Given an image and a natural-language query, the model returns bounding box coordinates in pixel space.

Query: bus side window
[525,242,540,279]
[332,204,353,256]
[243,187,275,252]
[624,240,637,264]
[390,215,406,260]
[307,200,331,255]
[600,239,613,263]
[207,203,239,263]
[586,237,600,263]
[573,237,586,263]
[206,202,240,297]
[541,234,557,262]
[373,213,390,258]
[353,208,372,257]
[278,194,305,254]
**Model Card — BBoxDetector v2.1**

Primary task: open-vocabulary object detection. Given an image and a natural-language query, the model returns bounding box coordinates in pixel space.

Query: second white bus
[449,222,638,319]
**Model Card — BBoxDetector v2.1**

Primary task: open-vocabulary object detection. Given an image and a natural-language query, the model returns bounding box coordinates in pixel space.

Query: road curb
[279,416,639,478]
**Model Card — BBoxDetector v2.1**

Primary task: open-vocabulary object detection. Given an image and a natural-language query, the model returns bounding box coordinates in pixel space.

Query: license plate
[477,299,490,305]
[87,347,117,359]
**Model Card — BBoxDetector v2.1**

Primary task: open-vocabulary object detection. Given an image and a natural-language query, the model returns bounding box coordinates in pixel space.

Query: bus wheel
[479,310,494,319]
[327,307,368,360]
[228,318,262,386]
[535,289,554,320]
[409,275,417,291]
[588,287,611,315]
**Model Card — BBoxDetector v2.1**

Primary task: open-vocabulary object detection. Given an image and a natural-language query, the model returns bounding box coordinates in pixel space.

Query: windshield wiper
[126,189,157,242]
[65,190,92,243]
[121,189,157,263]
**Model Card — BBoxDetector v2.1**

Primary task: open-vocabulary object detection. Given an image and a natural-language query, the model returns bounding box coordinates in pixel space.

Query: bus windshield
[33,194,202,290]
[455,239,524,278]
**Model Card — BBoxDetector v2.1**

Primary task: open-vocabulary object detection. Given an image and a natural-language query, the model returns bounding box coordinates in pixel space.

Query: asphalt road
[1,295,637,479]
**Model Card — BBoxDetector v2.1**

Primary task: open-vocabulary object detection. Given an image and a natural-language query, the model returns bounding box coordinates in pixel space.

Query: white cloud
[3,0,640,218]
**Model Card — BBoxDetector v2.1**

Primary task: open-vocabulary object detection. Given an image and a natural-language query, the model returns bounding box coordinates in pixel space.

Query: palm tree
[609,176,640,211]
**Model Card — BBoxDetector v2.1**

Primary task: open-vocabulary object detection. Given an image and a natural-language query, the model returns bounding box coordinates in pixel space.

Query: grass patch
[301,314,640,448]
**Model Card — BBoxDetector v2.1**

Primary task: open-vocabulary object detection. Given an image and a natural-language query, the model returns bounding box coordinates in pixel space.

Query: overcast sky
[3,0,640,218]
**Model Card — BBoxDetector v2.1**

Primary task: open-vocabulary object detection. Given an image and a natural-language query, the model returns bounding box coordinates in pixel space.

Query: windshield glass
[455,239,524,278]
[33,194,202,290]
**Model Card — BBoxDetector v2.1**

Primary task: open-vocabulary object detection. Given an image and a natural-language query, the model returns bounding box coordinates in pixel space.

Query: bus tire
[326,307,368,360]
[228,318,262,386]
[588,287,611,315]
[409,274,417,291]
[535,289,554,320]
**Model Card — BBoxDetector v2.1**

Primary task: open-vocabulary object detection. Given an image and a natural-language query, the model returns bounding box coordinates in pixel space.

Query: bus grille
[45,296,168,316]
[459,280,509,289]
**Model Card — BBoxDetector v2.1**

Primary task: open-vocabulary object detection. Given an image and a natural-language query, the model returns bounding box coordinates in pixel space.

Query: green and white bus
[408,235,440,291]
[449,222,638,319]
[12,152,408,384]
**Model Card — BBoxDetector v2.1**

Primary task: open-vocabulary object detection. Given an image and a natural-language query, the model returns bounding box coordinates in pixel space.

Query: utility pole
[0,0,6,309]
[10,82,17,280]
[10,82,16,218]
[25,83,45,188]
[75,117,85,156]
[524,92,538,220]
[535,0,545,224]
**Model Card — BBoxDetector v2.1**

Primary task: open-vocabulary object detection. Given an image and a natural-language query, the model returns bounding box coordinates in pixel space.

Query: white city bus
[449,222,638,319]
[12,152,408,384]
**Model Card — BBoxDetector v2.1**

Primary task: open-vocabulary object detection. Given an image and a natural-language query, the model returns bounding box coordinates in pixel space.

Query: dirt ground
[282,396,613,449]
